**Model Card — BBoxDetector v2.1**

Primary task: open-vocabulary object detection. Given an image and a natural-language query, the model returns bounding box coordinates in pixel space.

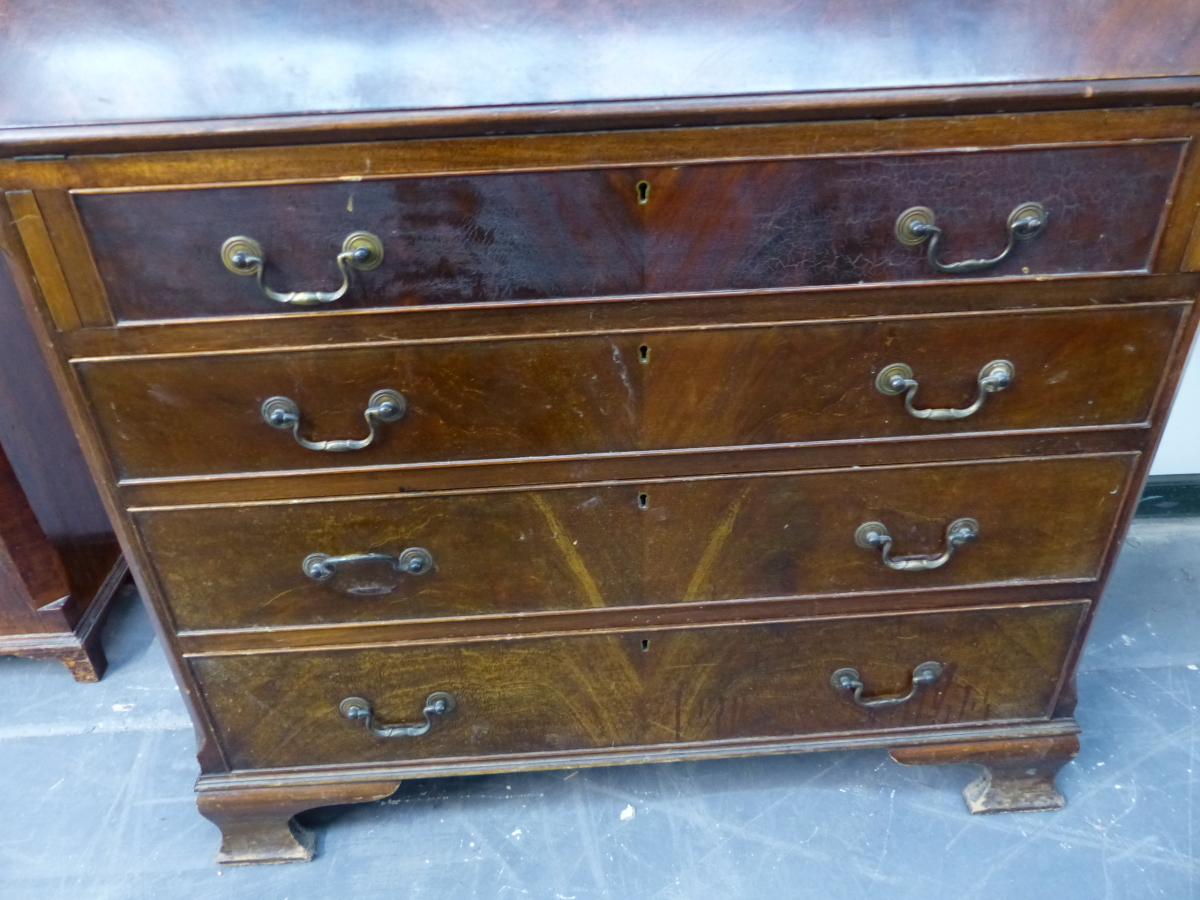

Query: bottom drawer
[191,601,1086,771]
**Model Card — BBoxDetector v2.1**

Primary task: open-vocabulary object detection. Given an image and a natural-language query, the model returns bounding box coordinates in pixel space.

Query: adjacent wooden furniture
[3,0,1200,864]
[0,248,124,681]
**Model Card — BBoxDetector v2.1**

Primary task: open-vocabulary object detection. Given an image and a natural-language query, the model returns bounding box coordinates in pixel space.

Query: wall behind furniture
[1151,347,1200,475]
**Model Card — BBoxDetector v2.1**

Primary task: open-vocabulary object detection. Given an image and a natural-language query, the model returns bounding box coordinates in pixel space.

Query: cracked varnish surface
[74,142,1182,320]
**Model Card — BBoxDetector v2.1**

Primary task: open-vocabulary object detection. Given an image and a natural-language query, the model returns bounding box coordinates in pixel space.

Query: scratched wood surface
[78,306,1179,482]
[188,600,1086,769]
[138,454,1133,631]
[2,0,1199,147]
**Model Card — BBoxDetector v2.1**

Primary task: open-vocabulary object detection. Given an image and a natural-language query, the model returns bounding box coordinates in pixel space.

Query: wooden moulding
[62,274,1200,363]
[2,76,1199,158]
[4,191,80,331]
[4,106,1200,194]
[196,720,1081,782]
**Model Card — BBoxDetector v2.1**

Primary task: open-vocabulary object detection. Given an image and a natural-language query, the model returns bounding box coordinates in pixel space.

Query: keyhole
[639,344,650,364]
[641,639,650,651]
[636,180,651,204]
[638,492,649,509]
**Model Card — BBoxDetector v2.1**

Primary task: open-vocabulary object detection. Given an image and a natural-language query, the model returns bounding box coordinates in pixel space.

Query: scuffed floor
[1,518,1198,899]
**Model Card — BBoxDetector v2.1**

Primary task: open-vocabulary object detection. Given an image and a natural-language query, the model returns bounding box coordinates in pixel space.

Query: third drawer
[139,453,1136,631]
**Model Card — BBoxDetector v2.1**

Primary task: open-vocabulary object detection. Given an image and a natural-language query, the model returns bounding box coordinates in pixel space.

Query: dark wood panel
[645,144,1183,291]
[76,171,642,321]
[139,454,1132,631]
[0,440,71,634]
[0,211,121,620]
[74,143,1182,321]
[188,601,1087,770]
[78,306,1180,481]
[0,429,121,681]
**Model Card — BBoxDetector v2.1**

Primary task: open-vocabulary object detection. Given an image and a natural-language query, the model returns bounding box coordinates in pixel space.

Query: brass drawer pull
[340,692,456,738]
[895,202,1047,274]
[261,389,405,452]
[855,518,979,571]
[221,231,384,306]
[875,360,1014,421]
[303,547,433,581]
[831,661,944,708]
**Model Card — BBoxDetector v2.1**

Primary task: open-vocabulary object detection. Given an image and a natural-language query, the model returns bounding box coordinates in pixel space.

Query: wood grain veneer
[138,454,1133,632]
[188,601,1088,771]
[76,306,1181,481]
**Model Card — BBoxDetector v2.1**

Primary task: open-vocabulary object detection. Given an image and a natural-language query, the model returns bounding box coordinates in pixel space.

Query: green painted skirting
[1137,475,1200,518]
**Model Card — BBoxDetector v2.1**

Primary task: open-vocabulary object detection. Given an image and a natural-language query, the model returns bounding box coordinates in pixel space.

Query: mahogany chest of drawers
[3,0,1200,865]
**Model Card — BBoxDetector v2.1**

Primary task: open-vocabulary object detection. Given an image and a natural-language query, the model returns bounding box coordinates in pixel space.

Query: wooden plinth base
[196,779,403,865]
[890,732,1080,814]
[0,556,128,682]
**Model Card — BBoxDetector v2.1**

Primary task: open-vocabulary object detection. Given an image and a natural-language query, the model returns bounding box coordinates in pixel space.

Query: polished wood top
[1,0,1199,149]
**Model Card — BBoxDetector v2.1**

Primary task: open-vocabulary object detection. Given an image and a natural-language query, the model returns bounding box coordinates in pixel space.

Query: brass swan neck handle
[876,360,1014,421]
[895,202,1046,274]
[856,518,979,571]
[831,662,944,708]
[221,231,383,306]
[261,390,405,452]
[340,693,456,738]
[303,548,433,581]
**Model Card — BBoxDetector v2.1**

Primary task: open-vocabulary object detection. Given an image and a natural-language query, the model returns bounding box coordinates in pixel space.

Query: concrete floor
[2,518,1199,899]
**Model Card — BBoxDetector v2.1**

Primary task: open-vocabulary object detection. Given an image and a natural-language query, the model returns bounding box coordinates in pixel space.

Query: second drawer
[79,304,1182,480]
[139,453,1135,631]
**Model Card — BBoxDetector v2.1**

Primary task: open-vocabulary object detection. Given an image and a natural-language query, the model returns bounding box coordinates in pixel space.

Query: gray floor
[2,519,1199,899]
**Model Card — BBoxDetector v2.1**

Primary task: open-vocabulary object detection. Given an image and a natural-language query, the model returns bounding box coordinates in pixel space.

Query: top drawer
[73,142,1184,322]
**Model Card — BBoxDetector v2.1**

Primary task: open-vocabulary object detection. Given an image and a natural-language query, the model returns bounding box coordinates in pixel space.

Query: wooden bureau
[2,0,1200,865]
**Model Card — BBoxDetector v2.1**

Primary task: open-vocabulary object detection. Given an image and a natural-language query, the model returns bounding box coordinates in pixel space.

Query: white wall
[1151,342,1200,475]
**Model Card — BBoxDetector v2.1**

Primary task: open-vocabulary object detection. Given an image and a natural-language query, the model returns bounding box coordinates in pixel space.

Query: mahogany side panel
[0,202,122,664]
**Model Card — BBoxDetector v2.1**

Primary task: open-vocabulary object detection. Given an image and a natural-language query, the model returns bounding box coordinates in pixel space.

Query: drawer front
[76,170,641,322]
[189,601,1087,770]
[74,142,1182,322]
[642,142,1182,294]
[79,305,1180,480]
[141,454,1133,631]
